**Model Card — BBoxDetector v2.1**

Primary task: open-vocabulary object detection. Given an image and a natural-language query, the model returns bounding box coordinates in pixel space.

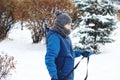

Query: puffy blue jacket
[45,29,84,80]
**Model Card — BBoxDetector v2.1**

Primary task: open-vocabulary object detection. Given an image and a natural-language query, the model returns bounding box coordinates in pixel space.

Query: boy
[45,10,92,80]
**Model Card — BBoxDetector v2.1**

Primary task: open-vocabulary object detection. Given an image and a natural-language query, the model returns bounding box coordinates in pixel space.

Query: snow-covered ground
[0,21,120,80]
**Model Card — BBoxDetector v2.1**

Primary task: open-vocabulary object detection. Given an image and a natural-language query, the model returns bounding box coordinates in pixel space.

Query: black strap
[62,56,89,80]
[84,57,89,80]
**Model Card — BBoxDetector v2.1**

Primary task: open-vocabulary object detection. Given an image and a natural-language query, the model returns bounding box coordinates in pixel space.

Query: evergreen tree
[72,0,117,54]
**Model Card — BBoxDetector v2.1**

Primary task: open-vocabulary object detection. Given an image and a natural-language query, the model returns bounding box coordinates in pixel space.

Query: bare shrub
[0,52,16,80]
[117,9,120,20]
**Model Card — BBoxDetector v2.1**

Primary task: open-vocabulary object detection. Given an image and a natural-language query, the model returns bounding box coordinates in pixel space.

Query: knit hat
[54,10,72,27]
[52,10,72,38]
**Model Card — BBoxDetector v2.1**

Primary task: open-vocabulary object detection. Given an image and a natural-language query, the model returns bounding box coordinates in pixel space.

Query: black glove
[82,51,92,57]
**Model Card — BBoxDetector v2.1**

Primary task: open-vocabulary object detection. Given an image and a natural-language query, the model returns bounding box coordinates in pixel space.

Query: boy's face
[64,23,71,30]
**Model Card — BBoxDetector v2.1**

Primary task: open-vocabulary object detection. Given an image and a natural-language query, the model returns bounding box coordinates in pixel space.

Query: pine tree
[72,0,117,54]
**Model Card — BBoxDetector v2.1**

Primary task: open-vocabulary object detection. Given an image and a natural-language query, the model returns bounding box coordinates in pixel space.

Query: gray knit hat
[52,10,72,37]
[54,10,72,27]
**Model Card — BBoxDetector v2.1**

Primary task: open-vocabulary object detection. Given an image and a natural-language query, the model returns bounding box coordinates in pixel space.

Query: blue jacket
[45,30,84,80]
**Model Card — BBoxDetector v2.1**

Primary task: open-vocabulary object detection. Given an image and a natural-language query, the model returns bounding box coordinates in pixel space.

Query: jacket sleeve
[74,50,84,58]
[45,34,60,79]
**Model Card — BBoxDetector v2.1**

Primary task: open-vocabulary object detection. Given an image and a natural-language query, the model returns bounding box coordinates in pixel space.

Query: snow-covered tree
[71,0,117,54]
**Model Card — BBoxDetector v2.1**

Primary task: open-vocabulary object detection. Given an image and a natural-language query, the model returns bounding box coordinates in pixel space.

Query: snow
[0,21,120,80]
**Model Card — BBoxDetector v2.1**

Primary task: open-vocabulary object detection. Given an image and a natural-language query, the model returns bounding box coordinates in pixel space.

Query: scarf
[52,25,70,38]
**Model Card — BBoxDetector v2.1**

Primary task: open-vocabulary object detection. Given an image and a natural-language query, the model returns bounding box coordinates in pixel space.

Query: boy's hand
[82,51,92,57]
